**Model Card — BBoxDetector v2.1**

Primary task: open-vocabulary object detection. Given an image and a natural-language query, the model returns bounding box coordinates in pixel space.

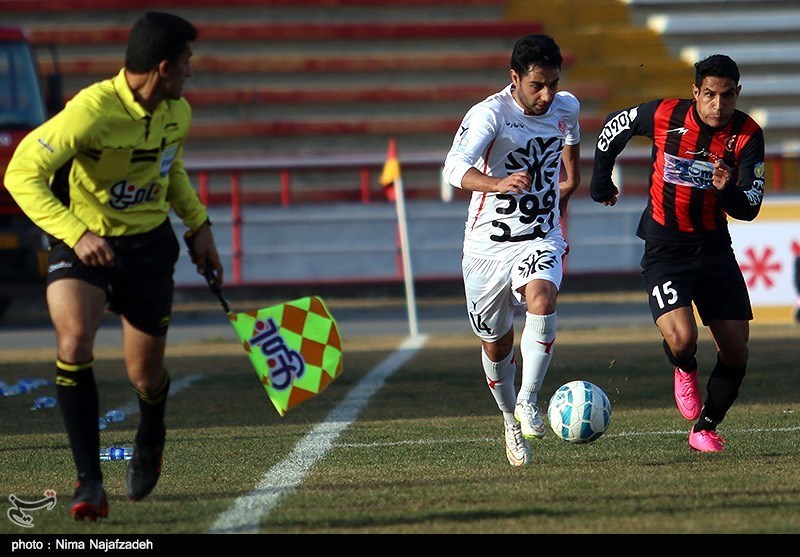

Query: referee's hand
[186,222,224,285]
[74,231,115,267]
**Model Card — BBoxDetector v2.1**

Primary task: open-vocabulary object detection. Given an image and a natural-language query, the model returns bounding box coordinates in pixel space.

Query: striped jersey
[442,85,580,259]
[4,68,208,248]
[590,98,765,246]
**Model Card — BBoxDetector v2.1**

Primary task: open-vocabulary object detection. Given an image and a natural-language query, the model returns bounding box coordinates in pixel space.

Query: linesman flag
[186,236,344,416]
[379,137,400,202]
[228,296,343,416]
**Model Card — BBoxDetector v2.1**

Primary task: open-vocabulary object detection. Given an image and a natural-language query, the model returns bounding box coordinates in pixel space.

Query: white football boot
[514,400,547,440]
[504,421,531,466]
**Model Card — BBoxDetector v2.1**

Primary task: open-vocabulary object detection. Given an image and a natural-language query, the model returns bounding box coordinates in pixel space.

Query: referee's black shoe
[70,479,108,521]
[125,444,163,501]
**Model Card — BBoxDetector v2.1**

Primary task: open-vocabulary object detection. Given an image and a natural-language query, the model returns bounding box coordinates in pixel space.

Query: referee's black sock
[134,369,170,447]
[56,360,102,482]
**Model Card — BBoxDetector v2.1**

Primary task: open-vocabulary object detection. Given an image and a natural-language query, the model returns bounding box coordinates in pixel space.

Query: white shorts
[462,238,567,342]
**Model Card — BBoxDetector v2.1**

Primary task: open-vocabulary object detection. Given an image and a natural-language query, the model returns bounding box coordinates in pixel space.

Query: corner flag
[378,138,419,337]
[379,138,400,202]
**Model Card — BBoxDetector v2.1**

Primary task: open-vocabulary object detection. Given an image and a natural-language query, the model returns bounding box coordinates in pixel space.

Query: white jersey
[442,85,580,259]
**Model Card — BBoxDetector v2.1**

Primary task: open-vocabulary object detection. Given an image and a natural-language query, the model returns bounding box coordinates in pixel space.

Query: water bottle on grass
[99,447,133,461]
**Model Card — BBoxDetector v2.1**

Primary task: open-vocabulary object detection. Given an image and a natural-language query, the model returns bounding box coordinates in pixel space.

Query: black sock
[134,370,170,447]
[662,339,697,372]
[696,354,746,431]
[56,360,102,482]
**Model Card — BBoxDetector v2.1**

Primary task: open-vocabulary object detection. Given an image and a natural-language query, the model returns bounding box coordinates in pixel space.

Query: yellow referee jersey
[4,68,208,248]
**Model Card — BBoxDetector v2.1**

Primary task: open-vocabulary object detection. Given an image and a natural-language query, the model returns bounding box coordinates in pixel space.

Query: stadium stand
[623,0,800,186]
[4,0,616,198]
[6,0,794,195]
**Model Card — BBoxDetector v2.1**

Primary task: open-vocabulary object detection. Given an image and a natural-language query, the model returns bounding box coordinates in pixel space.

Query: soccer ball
[547,380,611,444]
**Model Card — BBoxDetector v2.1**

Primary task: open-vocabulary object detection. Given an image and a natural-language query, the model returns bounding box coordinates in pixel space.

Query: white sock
[481,348,517,423]
[518,312,557,406]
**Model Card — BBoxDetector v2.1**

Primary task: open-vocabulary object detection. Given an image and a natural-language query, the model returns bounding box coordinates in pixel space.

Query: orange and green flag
[227,296,343,416]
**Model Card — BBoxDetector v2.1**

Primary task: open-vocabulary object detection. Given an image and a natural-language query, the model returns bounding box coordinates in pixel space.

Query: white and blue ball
[547,380,611,444]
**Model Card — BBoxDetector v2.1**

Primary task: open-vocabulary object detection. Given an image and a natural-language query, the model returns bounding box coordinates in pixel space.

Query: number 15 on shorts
[652,280,678,310]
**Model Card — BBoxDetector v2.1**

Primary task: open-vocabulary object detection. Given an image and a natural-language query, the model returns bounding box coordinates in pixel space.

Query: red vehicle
[0,26,61,313]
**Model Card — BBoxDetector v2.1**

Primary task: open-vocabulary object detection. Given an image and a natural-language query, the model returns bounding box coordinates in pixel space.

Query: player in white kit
[442,34,581,466]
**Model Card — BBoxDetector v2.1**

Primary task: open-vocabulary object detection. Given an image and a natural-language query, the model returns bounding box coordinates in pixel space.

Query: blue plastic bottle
[99,447,134,461]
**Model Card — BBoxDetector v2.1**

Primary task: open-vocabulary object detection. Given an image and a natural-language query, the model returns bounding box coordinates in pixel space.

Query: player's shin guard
[56,360,102,481]
[134,369,170,447]
[518,312,557,405]
[696,354,746,431]
[482,349,517,416]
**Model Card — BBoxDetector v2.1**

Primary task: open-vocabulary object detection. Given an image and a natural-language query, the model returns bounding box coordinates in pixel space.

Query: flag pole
[381,138,419,337]
[393,170,419,338]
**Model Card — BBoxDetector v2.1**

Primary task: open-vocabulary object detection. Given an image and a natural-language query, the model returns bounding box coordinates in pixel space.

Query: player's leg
[481,330,517,420]
[462,254,529,465]
[642,243,702,421]
[690,248,752,451]
[514,278,556,439]
[656,307,703,421]
[512,239,565,440]
[463,254,518,419]
[700,318,748,434]
[481,333,531,466]
[47,277,108,521]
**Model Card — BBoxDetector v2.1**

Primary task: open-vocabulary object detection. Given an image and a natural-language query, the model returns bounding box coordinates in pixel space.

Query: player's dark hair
[125,11,197,73]
[694,54,740,87]
[510,34,562,75]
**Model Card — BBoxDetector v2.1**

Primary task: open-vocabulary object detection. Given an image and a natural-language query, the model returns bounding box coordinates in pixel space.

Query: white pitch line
[208,334,429,534]
[332,425,800,448]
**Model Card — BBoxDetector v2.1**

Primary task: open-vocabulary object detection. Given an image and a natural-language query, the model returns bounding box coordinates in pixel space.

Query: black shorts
[46,219,180,336]
[640,242,753,325]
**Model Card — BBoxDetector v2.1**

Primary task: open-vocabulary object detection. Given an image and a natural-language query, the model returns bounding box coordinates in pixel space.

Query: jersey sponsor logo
[517,248,557,279]
[747,164,765,205]
[666,126,689,135]
[489,136,560,242]
[663,152,714,190]
[685,148,719,161]
[108,180,161,210]
[744,161,766,207]
[746,179,764,206]
[490,194,553,242]
[597,107,638,152]
[159,144,177,177]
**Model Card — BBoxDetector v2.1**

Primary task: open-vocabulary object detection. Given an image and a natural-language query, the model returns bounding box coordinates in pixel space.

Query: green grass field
[1,321,799,535]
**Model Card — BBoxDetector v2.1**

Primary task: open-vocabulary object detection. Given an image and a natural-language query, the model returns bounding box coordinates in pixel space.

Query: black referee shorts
[640,241,753,325]
[46,219,180,336]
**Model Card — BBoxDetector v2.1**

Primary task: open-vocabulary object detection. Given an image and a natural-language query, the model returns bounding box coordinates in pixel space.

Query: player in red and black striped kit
[590,54,765,453]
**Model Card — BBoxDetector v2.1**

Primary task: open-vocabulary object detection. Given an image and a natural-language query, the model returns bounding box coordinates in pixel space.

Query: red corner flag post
[379,139,419,337]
